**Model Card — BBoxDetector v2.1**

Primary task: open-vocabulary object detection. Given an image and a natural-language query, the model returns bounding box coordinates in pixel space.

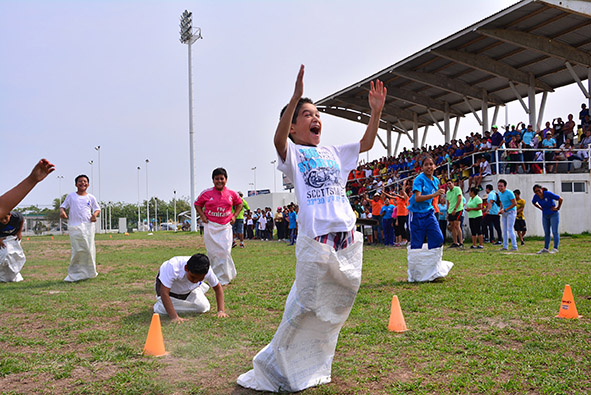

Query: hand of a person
[230,216,236,225]
[29,159,55,182]
[293,64,304,100]
[16,232,22,241]
[0,240,5,249]
[552,207,559,211]
[368,79,387,113]
[60,211,68,219]
[201,217,209,224]
[216,311,229,318]
[90,214,97,222]
[435,189,444,196]
[499,209,504,214]
[171,316,187,323]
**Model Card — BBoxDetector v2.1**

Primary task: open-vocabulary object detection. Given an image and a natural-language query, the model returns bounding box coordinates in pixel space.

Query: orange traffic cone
[388,295,408,332]
[51,236,54,240]
[109,234,112,239]
[26,237,29,241]
[143,313,167,356]
[556,284,582,319]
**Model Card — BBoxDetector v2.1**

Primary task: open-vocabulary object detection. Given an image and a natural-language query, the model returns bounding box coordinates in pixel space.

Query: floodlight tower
[137,166,141,230]
[179,10,202,232]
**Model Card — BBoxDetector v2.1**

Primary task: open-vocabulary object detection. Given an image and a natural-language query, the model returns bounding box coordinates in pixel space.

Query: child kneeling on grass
[237,64,386,392]
[154,253,227,323]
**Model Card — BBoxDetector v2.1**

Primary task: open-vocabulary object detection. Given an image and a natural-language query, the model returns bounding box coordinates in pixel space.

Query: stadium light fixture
[179,9,202,232]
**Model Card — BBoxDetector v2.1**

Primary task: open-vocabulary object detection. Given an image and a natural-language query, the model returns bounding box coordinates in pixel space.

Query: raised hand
[30,159,55,182]
[293,64,304,100]
[368,80,387,113]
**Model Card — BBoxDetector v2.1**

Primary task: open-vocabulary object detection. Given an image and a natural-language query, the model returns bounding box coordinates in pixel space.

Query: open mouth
[310,126,320,135]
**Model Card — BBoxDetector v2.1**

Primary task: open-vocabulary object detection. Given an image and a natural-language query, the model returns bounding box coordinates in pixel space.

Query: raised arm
[0,159,55,218]
[275,65,305,162]
[360,80,387,153]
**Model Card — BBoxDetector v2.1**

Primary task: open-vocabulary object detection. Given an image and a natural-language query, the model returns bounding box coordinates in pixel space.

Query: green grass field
[1,232,590,394]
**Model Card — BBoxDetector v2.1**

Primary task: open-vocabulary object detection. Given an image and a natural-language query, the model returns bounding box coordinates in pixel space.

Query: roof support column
[528,72,537,130]
[491,105,500,128]
[394,131,402,157]
[444,102,450,143]
[538,91,548,129]
[482,89,489,133]
[453,116,461,140]
[386,122,392,158]
[413,113,419,149]
[421,126,430,147]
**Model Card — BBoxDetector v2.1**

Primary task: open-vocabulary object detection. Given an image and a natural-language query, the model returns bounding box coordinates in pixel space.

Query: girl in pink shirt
[194,168,243,285]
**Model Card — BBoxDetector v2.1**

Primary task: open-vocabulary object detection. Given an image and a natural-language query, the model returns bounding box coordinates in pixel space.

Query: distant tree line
[16,195,192,232]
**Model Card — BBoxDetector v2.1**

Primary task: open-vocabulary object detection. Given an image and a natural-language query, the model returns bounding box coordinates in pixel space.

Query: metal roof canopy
[316,0,591,156]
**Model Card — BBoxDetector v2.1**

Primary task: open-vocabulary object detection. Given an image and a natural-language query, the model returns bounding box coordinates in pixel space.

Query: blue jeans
[501,210,517,249]
[382,217,394,246]
[542,212,560,249]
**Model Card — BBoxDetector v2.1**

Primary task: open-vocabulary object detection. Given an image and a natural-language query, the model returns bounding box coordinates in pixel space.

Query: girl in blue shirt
[532,184,563,253]
[407,155,445,249]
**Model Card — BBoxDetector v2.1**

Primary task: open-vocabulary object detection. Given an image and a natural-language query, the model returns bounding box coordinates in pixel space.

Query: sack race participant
[406,155,453,282]
[194,168,242,286]
[0,211,26,282]
[153,254,228,321]
[60,175,100,282]
[237,65,386,392]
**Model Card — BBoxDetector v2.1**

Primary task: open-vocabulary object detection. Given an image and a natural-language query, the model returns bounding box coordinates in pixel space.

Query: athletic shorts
[514,218,527,232]
[233,219,244,234]
[447,212,462,222]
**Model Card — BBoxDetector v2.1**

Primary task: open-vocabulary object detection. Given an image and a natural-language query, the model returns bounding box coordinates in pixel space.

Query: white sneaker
[537,248,549,254]
[550,248,558,254]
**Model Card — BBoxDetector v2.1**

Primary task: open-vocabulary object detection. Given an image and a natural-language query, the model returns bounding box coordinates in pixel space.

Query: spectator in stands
[380,197,396,246]
[541,131,557,173]
[579,103,589,128]
[563,114,576,143]
[532,184,563,254]
[577,129,591,162]
[553,117,565,146]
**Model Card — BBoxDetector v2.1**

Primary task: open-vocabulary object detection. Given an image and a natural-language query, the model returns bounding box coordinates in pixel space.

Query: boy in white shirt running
[237,65,386,392]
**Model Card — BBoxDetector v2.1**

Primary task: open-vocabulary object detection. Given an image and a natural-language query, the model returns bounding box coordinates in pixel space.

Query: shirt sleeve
[546,191,560,201]
[158,259,179,289]
[333,142,361,184]
[204,267,219,288]
[412,176,424,193]
[60,194,71,209]
[90,195,101,211]
[195,190,208,208]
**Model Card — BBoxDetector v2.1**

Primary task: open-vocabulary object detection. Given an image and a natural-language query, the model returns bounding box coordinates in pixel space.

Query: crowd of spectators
[343,103,591,246]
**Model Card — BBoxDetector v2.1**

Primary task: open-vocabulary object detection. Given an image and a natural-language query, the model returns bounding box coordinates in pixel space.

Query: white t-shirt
[277,140,359,238]
[257,215,267,230]
[158,256,219,295]
[60,192,100,227]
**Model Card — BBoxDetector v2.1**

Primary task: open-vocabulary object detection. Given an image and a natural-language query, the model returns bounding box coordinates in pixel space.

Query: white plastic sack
[407,244,453,282]
[153,283,210,315]
[0,236,25,282]
[203,222,236,285]
[237,232,363,392]
[65,222,98,282]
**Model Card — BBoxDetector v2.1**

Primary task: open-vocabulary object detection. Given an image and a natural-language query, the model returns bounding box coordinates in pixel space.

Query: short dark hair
[186,253,210,274]
[514,189,521,195]
[470,187,479,195]
[498,179,507,186]
[281,98,314,142]
[485,184,493,192]
[75,174,89,184]
[212,167,227,180]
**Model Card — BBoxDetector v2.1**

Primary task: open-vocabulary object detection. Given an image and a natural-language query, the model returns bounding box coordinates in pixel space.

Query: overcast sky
[1,0,583,209]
